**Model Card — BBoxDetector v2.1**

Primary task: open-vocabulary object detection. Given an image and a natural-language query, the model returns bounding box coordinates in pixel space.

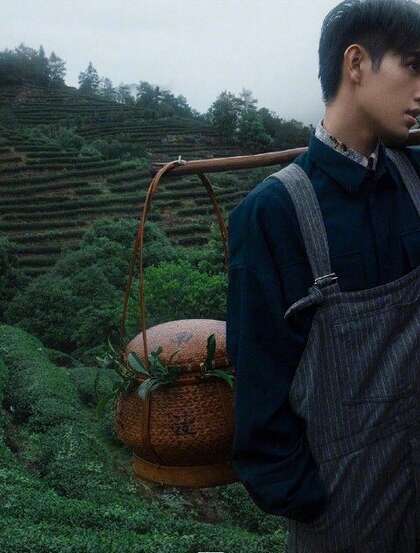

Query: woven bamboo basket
[115,319,236,487]
[116,158,238,488]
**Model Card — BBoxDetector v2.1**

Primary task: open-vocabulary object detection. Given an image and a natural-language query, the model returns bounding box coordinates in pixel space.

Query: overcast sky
[1,0,341,126]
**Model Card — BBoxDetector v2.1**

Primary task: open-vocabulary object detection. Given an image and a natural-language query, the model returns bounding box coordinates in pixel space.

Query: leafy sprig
[95,332,235,419]
[199,333,234,388]
[128,346,182,401]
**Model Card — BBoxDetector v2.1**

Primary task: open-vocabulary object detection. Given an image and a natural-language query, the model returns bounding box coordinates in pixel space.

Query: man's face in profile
[355,48,420,144]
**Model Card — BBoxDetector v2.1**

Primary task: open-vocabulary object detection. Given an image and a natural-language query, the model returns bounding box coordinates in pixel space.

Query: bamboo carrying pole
[151,128,420,177]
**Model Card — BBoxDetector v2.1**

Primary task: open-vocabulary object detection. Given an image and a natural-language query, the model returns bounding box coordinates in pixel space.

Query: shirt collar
[315,118,381,170]
[308,118,390,194]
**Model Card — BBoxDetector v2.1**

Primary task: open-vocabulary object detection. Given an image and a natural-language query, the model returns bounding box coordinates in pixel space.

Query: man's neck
[322,103,379,158]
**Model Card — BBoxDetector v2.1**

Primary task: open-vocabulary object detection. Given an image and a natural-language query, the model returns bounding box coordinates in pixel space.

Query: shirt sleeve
[226,192,330,523]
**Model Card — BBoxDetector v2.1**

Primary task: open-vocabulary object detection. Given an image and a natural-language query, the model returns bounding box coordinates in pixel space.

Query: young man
[226,0,420,551]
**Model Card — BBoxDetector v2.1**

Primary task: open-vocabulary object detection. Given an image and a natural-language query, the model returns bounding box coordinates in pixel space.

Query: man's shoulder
[405,144,420,169]
[227,152,314,268]
[386,142,420,161]
[229,155,308,226]
[381,142,420,177]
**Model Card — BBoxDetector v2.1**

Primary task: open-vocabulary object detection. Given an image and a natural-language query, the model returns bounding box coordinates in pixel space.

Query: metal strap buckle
[314,272,338,288]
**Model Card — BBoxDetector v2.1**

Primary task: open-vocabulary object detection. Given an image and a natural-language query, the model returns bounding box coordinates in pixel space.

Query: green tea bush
[21,124,85,151]
[0,325,130,492]
[0,107,17,129]
[0,355,15,467]
[79,143,102,158]
[38,420,121,500]
[73,216,179,278]
[0,324,288,551]
[88,137,149,161]
[68,364,114,407]
[131,258,228,327]
[119,158,148,170]
[169,219,227,277]
[4,265,120,352]
[0,236,30,321]
[4,213,228,356]
[49,127,85,151]
[3,217,179,353]
[0,325,82,430]
[215,482,287,535]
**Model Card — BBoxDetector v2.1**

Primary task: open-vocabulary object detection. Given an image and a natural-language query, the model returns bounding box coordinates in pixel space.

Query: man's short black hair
[319,0,420,105]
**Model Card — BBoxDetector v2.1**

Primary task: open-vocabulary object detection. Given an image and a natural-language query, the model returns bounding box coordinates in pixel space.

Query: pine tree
[78,61,100,95]
[14,43,38,84]
[116,83,135,105]
[48,51,66,86]
[238,88,258,112]
[37,45,50,83]
[207,90,243,144]
[98,77,116,101]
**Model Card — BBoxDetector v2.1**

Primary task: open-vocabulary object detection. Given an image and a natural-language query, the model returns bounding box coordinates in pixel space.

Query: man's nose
[414,88,420,105]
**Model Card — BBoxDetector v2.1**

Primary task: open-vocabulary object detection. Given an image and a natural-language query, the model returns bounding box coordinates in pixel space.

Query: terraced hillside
[0,84,276,278]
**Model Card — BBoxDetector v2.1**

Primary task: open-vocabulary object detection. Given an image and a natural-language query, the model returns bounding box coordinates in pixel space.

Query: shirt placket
[366,173,393,284]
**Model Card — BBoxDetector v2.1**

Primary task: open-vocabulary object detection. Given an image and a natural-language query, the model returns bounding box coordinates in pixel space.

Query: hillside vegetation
[0,214,289,551]
[0,323,288,552]
[0,49,313,550]
[0,82,297,278]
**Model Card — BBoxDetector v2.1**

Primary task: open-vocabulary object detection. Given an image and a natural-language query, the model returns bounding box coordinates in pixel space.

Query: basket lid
[125,319,229,373]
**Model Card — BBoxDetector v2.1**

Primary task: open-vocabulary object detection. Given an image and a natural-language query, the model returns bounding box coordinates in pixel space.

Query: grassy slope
[0,324,288,552]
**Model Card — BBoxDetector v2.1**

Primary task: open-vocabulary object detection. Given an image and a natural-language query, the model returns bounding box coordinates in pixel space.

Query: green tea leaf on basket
[167,348,181,364]
[137,378,162,400]
[209,369,234,388]
[127,352,149,376]
[207,333,216,361]
[124,379,135,393]
[149,347,163,362]
[170,365,182,377]
[201,333,216,371]
[112,381,124,392]
[150,360,168,378]
[107,335,117,355]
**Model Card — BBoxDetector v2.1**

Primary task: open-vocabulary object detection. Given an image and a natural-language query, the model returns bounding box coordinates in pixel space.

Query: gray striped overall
[266,148,420,552]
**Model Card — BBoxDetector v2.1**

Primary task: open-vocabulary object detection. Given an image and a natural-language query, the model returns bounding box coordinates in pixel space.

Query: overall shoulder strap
[264,164,339,290]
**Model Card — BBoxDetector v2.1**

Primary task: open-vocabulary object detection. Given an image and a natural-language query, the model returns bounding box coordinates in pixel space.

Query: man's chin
[381,125,411,148]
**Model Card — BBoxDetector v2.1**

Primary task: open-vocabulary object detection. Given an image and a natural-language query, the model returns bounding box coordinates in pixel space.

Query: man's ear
[343,43,366,86]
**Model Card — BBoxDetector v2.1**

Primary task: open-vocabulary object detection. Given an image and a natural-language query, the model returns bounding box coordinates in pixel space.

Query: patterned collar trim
[315,118,380,170]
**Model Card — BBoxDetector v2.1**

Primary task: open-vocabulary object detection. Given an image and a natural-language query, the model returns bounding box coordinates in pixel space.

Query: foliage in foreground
[0,236,30,322]
[0,324,288,552]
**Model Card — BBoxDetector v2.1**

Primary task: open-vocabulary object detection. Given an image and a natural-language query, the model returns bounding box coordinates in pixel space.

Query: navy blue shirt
[226,130,420,523]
